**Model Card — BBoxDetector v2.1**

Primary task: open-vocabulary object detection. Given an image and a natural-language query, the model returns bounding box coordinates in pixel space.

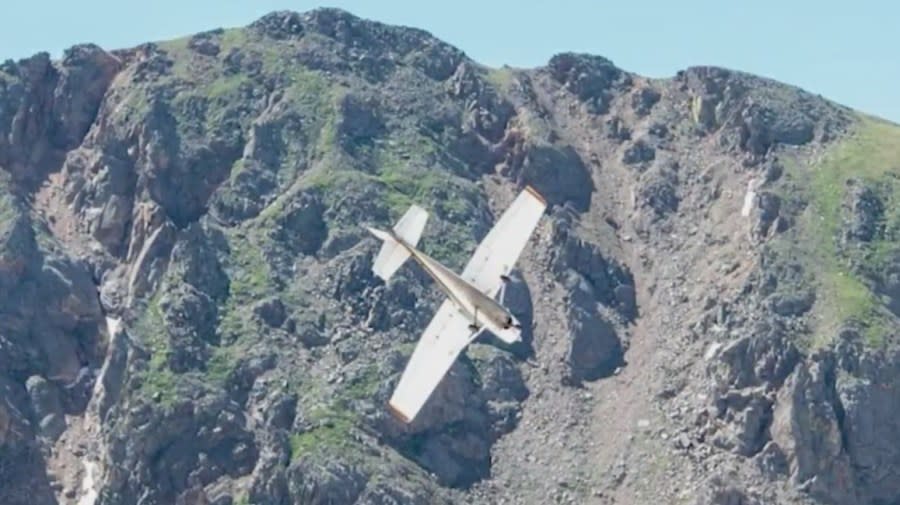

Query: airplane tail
[367,205,429,281]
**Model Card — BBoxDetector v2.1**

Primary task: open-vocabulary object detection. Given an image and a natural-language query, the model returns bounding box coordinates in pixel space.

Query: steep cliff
[1,8,898,505]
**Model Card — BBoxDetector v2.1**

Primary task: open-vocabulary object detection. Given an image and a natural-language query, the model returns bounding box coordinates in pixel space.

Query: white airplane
[365,186,547,424]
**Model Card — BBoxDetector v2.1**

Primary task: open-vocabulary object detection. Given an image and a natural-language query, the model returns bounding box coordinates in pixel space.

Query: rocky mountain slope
[1,8,899,505]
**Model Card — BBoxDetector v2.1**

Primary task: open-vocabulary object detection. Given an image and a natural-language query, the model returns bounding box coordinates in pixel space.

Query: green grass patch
[780,115,900,348]
[219,28,249,51]
[157,35,190,54]
[115,88,153,122]
[369,138,483,268]
[205,345,236,386]
[216,229,274,343]
[289,407,357,461]
[131,293,179,406]
[303,167,378,191]
[228,158,246,183]
[342,364,382,401]
[157,36,194,78]
[482,65,516,93]
[207,73,249,101]
[227,231,272,301]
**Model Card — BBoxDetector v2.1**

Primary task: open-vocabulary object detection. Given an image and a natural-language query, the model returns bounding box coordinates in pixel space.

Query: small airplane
[365,186,547,424]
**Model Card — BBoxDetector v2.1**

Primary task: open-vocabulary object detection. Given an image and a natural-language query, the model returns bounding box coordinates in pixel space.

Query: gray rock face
[128,220,177,301]
[0,44,120,186]
[287,459,368,505]
[751,191,783,238]
[623,139,656,165]
[564,273,624,381]
[94,326,130,422]
[680,65,848,155]
[0,6,894,505]
[710,321,801,391]
[876,251,900,317]
[26,375,66,440]
[336,94,384,153]
[271,192,327,256]
[638,171,679,218]
[547,52,630,113]
[103,393,260,504]
[771,358,853,502]
[831,341,900,505]
[695,480,761,505]
[253,296,287,328]
[843,182,883,243]
[631,87,661,116]
[604,117,631,142]
[550,212,636,321]
[0,200,105,500]
[768,290,815,317]
[516,144,594,211]
[474,349,528,436]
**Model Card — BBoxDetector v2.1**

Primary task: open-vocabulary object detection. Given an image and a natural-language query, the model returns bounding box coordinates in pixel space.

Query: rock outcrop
[2,7,899,505]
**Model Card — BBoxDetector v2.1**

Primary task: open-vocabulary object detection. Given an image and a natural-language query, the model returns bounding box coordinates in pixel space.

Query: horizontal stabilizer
[367,205,430,282]
[369,228,410,282]
[393,204,428,247]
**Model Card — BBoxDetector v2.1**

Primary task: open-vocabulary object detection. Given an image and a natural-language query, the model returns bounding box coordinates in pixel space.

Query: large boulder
[564,273,624,381]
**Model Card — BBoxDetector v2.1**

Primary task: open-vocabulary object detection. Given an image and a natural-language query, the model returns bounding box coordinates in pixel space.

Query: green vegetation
[117,88,153,122]
[157,36,197,80]
[482,65,516,93]
[288,407,357,461]
[779,115,900,348]
[206,73,249,101]
[371,140,480,267]
[228,158,246,183]
[131,293,179,406]
[227,231,272,301]
[157,35,190,54]
[219,28,249,51]
[112,30,484,476]
[343,365,382,401]
[0,175,18,226]
[304,167,378,191]
[195,235,278,403]
[205,345,236,386]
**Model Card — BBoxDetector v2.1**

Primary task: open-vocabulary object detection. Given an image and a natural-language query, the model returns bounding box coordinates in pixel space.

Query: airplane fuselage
[389,232,521,342]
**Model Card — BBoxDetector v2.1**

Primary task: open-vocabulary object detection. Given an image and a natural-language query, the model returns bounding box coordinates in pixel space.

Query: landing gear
[498,274,512,304]
[469,307,481,332]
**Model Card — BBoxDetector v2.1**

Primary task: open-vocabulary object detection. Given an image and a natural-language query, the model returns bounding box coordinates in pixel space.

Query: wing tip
[386,401,413,424]
[524,185,548,207]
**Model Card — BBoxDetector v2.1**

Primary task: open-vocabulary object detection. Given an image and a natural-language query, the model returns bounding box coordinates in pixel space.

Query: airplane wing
[388,299,477,423]
[461,186,547,298]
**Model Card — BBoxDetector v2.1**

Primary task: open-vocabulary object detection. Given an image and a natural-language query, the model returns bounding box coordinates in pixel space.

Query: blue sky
[3,1,897,122]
